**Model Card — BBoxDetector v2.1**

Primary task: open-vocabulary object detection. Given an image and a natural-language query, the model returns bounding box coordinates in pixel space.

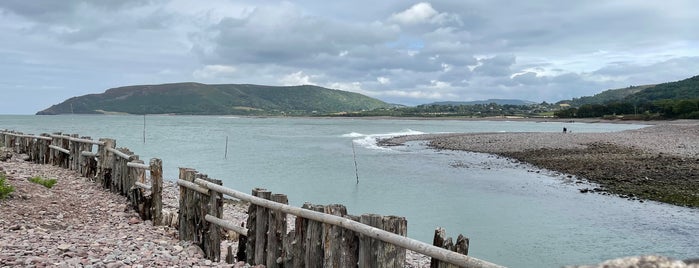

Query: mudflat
[381,120,699,207]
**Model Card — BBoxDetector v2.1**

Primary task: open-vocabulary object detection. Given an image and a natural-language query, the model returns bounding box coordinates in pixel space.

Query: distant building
[559,103,571,108]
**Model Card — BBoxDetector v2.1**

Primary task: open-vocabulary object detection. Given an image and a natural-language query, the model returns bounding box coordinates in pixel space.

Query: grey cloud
[473,55,516,77]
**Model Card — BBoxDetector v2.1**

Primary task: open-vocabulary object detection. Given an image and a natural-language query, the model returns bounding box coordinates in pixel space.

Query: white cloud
[429,80,451,89]
[390,2,438,25]
[280,71,315,86]
[377,76,391,85]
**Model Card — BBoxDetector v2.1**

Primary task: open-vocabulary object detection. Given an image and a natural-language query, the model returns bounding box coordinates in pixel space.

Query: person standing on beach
[563,127,567,133]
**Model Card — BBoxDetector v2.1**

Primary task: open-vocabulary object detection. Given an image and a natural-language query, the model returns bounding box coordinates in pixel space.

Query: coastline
[380,121,699,207]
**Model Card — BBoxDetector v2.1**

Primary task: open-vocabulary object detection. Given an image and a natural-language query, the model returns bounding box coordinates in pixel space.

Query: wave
[344,129,427,150]
[341,132,365,138]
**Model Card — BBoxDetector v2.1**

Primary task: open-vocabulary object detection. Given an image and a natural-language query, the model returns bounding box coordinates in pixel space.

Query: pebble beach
[381,120,699,207]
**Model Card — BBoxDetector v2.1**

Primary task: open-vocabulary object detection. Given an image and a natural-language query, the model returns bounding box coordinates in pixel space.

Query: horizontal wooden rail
[194,179,505,268]
[48,145,70,154]
[70,137,104,145]
[107,147,132,159]
[81,151,98,157]
[134,181,151,190]
[127,162,150,170]
[1,132,52,141]
[177,179,210,195]
[205,214,248,235]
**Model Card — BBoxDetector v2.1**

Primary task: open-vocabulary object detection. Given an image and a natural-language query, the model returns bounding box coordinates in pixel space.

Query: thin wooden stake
[143,114,146,144]
[352,141,359,184]
[224,136,228,159]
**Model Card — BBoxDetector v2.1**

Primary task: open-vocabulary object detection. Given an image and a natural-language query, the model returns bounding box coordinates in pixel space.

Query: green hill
[626,75,699,103]
[37,83,391,115]
[558,75,699,107]
[557,85,655,107]
[554,75,699,119]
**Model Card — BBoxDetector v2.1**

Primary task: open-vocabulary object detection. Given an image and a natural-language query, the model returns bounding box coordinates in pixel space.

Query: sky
[1,1,698,114]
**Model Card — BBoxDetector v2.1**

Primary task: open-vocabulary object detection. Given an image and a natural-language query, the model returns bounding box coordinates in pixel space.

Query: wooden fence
[0,130,163,225]
[1,129,504,268]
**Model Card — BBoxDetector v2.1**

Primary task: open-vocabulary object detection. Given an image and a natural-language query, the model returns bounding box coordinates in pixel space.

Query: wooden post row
[178,168,223,261]
[243,194,406,268]
[431,228,470,268]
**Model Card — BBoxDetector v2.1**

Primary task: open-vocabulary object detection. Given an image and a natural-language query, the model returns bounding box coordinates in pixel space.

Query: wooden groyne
[1,129,504,268]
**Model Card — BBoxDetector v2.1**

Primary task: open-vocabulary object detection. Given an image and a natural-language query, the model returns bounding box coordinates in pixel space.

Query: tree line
[554,99,699,119]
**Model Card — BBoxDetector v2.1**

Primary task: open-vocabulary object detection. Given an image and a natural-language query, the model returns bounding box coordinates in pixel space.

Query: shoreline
[15,113,695,125]
[380,121,699,207]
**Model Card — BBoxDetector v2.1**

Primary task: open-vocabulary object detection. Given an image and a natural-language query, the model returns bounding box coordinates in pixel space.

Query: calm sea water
[1,115,697,267]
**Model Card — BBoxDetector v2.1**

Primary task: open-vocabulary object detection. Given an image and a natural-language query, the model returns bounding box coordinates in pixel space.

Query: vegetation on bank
[332,102,557,118]
[0,174,14,199]
[555,75,699,119]
[27,176,57,189]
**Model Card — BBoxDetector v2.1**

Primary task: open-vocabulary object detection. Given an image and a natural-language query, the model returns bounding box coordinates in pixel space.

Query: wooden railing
[1,129,504,268]
[0,130,163,225]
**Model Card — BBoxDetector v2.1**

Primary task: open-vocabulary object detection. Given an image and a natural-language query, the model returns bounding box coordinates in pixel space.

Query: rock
[106,261,125,268]
[186,244,204,257]
[173,245,184,252]
[128,217,142,225]
[57,244,72,251]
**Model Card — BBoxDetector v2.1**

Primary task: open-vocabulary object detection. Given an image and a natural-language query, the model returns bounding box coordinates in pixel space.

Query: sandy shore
[381,120,699,207]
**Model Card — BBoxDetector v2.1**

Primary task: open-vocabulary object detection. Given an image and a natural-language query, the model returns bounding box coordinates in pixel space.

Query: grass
[28,176,57,189]
[0,174,14,199]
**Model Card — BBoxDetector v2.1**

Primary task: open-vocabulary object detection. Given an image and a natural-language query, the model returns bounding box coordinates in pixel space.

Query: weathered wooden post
[129,159,150,219]
[359,214,407,268]
[204,177,223,262]
[150,158,163,225]
[266,193,288,268]
[245,188,264,264]
[431,228,469,268]
[304,203,326,267]
[68,134,78,170]
[322,204,358,267]
[98,138,116,188]
[178,168,197,241]
[49,133,60,166]
[254,189,272,265]
[40,134,51,164]
[60,134,70,168]
[287,212,307,267]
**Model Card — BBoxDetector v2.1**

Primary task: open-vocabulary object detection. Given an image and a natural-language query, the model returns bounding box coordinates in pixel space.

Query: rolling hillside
[558,75,699,107]
[36,83,391,115]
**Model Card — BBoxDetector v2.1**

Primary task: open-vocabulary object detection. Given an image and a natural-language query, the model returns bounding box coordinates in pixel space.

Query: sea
[1,115,697,267]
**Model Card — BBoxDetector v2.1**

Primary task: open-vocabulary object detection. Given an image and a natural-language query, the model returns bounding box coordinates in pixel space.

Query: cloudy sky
[1,0,698,114]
